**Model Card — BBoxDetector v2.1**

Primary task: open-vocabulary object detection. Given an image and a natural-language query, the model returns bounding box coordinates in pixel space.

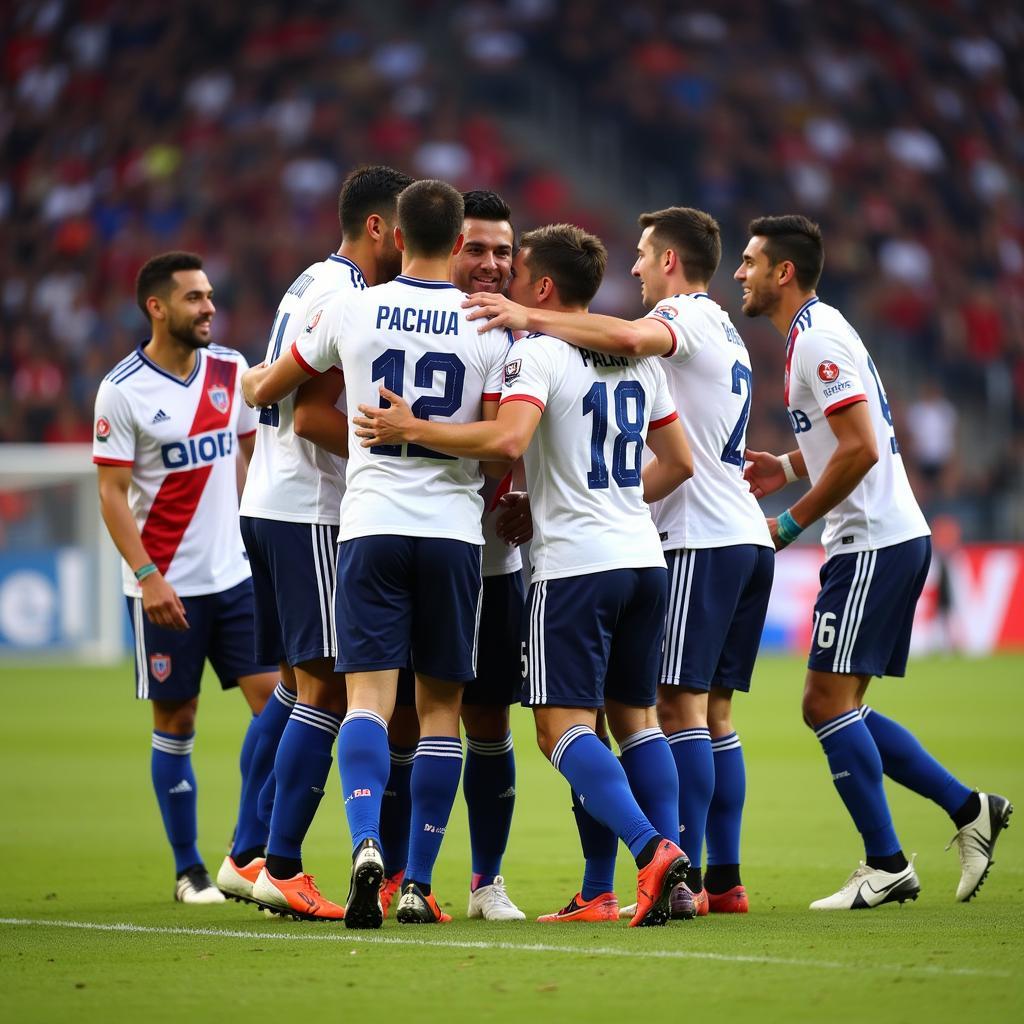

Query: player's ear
[451,232,465,257]
[394,225,406,252]
[146,295,166,322]
[365,213,384,242]
[662,248,677,275]
[777,260,796,286]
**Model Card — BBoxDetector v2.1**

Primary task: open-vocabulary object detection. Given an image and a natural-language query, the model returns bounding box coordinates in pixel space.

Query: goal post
[0,444,125,663]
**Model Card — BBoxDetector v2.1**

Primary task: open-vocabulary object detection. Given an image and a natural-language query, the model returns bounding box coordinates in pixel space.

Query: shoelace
[945,827,987,864]
[302,874,322,897]
[483,879,516,909]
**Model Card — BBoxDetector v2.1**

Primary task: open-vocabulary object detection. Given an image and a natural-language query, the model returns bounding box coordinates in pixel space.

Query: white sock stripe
[711,733,742,751]
[550,724,593,771]
[467,735,514,755]
[389,749,417,766]
[831,552,864,673]
[841,549,876,674]
[415,738,463,751]
[814,709,862,743]
[415,739,464,760]
[859,705,872,719]
[273,682,297,707]
[711,738,742,752]
[667,728,711,744]
[618,727,665,754]
[342,709,388,731]
[151,734,194,755]
[290,704,342,735]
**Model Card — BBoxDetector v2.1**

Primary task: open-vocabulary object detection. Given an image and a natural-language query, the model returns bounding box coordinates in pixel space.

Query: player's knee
[801,686,831,729]
[461,703,509,740]
[153,699,197,735]
[656,686,705,733]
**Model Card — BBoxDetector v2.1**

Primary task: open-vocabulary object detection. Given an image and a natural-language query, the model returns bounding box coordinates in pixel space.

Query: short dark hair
[462,189,512,225]
[748,215,824,290]
[135,251,203,319]
[519,224,607,307]
[638,207,721,283]
[338,165,414,238]
[397,179,465,258]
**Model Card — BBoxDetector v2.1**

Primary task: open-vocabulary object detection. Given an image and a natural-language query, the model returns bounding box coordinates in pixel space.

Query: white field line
[0,917,1010,979]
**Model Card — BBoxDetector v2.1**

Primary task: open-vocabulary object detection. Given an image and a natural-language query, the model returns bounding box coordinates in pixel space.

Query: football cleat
[344,838,384,929]
[396,882,452,924]
[690,887,709,917]
[630,839,690,927]
[670,883,698,920]
[809,857,920,910]
[216,854,265,903]
[251,868,344,921]
[175,865,226,905]
[537,892,619,923]
[948,792,1013,902]
[380,870,405,920]
[707,885,749,913]
[467,876,526,921]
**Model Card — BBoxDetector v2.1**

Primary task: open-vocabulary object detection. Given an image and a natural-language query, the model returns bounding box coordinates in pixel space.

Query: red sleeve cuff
[824,394,867,416]
[500,394,545,413]
[482,392,501,402]
[648,411,679,431]
[93,456,133,466]
[651,317,677,358]
[290,341,319,376]
[238,429,257,439]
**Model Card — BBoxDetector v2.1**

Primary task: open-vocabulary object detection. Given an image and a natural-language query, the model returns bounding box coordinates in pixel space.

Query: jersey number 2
[721,360,753,467]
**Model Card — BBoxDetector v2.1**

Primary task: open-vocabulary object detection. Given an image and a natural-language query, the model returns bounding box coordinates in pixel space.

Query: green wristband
[776,509,804,546]
[134,562,158,582]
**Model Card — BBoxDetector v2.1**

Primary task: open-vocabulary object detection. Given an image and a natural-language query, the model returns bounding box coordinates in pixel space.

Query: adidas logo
[168,779,194,794]
[497,786,516,799]
[152,409,170,424]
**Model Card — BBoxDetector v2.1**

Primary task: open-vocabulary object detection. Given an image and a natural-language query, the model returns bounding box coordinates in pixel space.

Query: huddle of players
[96,162,1010,923]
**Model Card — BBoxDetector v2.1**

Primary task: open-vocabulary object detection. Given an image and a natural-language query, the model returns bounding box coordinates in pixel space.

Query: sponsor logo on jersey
[653,304,678,321]
[817,360,840,383]
[95,416,111,442]
[150,654,172,682]
[161,430,235,468]
[504,359,522,386]
[151,409,170,424]
[822,379,853,398]
[305,308,323,333]
[207,384,229,414]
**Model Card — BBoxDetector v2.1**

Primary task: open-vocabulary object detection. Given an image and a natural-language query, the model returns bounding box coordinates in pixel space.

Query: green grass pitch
[1,655,1021,1023]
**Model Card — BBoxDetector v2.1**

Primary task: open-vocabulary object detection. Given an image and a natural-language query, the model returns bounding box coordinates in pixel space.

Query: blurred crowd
[2,0,1022,535]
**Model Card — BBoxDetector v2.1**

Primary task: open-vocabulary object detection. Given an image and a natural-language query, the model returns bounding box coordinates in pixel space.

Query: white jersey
[480,472,523,577]
[643,293,773,550]
[501,334,675,581]
[93,343,257,597]
[240,254,364,525]
[785,297,929,557]
[294,274,509,544]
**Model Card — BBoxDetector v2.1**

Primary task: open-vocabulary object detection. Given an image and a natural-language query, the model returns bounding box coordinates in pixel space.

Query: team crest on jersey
[95,416,111,442]
[207,384,229,414]
[305,308,323,334]
[149,654,172,682]
[653,304,678,321]
[504,359,522,386]
[817,360,840,383]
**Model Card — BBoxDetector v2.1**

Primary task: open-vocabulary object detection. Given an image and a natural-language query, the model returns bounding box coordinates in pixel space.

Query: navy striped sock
[406,737,463,885]
[151,730,201,873]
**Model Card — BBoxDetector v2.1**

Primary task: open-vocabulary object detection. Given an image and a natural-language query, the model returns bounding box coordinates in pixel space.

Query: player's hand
[353,387,416,447]
[766,517,790,551]
[743,448,786,499]
[140,573,189,631]
[463,292,530,334]
[241,364,268,408]
[496,491,533,546]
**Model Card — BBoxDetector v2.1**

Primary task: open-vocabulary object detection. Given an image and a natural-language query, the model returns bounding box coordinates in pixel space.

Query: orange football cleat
[707,885,748,913]
[537,892,619,923]
[251,868,345,921]
[630,839,690,927]
[216,854,266,903]
[380,870,405,920]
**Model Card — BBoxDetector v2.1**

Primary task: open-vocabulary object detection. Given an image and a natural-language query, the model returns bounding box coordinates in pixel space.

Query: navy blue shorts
[521,567,668,708]
[127,578,276,701]
[464,571,527,707]
[808,536,931,678]
[334,535,483,683]
[661,545,775,693]
[240,516,339,667]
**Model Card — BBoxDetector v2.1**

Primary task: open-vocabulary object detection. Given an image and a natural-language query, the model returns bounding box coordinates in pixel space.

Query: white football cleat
[948,792,1013,902]
[618,901,637,918]
[809,857,920,910]
[466,876,526,921]
[175,865,226,904]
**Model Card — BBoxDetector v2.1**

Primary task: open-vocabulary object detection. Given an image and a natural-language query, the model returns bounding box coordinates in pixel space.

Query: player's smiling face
[735,236,779,319]
[165,270,215,348]
[451,218,514,293]
[631,226,669,308]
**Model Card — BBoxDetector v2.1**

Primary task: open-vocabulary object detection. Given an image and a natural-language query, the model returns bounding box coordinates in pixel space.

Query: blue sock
[151,731,201,873]
[464,733,516,887]
[815,711,901,858]
[573,735,617,901]
[267,703,340,862]
[406,736,463,885]
[337,710,390,850]
[232,682,295,859]
[860,706,972,817]
[380,745,415,876]
[551,726,658,859]
[707,732,745,867]
[666,727,713,869]
[621,728,680,845]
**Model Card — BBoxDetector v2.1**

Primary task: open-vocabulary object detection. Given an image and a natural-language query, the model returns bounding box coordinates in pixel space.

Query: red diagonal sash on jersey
[487,470,515,513]
[141,357,237,575]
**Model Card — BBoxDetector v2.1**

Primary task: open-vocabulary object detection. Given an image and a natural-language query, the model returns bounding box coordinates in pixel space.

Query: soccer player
[233,165,413,920]
[465,207,775,917]
[242,179,511,927]
[94,252,279,904]
[448,189,525,921]
[354,224,695,926]
[735,215,1012,909]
